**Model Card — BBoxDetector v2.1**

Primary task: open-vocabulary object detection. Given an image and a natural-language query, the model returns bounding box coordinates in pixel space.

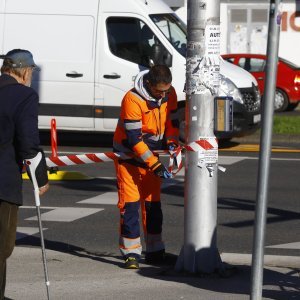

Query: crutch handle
[25,152,43,191]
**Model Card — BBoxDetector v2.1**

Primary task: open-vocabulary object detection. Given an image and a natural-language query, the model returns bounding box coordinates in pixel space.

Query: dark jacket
[0,74,48,205]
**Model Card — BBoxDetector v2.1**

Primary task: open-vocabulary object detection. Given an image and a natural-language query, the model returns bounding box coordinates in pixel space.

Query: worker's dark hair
[146,65,172,85]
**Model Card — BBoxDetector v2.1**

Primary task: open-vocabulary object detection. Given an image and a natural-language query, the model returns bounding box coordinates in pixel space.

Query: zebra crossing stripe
[78,192,118,205]
[267,242,300,250]
[25,207,103,222]
[16,227,47,240]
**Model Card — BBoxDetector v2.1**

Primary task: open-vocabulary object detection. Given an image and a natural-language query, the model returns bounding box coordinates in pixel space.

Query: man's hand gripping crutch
[25,151,50,300]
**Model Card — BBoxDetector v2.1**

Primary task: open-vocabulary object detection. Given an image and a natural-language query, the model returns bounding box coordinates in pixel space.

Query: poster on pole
[186,25,220,95]
[204,25,220,93]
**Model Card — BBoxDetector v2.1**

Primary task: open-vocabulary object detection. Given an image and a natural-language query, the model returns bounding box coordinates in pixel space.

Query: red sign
[281,11,300,31]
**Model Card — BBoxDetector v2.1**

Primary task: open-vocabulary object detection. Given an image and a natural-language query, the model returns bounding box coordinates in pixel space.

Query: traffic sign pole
[250,1,282,298]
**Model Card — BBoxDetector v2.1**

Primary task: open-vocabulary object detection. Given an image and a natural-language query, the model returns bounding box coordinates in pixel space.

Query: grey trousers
[0,200,18,300]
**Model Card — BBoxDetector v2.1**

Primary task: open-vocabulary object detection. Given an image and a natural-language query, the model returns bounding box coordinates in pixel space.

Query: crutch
[25,152,50,300]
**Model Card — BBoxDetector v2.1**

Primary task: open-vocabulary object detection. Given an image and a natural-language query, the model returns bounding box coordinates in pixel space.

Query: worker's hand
[39,183,49,196]
[167,142,178,152]
[153,162,172,179]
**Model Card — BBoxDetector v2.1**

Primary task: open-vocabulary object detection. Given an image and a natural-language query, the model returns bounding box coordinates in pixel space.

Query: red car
[222,54,300,112]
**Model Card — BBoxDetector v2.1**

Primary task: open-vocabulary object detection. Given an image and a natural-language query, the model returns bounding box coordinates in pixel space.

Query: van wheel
[274,89,289,112]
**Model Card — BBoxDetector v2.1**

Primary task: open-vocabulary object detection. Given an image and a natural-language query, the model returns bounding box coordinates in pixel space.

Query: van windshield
[150,14,187,57]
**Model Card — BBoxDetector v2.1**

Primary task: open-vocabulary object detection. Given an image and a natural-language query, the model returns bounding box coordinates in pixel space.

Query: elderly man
[0,49,49,299]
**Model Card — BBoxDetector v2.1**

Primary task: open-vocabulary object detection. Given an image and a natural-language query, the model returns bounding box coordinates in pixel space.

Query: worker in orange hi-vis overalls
[113,65,179,269]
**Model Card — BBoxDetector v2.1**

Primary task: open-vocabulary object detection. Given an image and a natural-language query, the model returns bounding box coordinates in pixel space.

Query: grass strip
[273,115,300,134]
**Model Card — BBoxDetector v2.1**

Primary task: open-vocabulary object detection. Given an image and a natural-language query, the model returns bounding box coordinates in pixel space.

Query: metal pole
[250,1,282,299]
[51,118,57,158]
[25,153,50,300]
[36,203,50,300]
[175,0,223,273]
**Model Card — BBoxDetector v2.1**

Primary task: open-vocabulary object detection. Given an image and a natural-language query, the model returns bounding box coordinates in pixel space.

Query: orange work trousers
[114,160,165,259]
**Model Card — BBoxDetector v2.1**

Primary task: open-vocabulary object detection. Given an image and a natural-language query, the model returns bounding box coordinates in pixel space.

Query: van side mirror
[148,58,155,67]
[163,52,172,67]
[152,43,172,67]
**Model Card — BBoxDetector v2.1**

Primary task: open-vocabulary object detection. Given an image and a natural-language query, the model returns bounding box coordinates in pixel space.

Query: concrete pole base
[175,245,224,275]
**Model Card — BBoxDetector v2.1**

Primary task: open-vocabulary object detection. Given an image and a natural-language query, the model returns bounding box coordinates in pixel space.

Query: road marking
[220,144,300,153]
[16,227,47,240]
[78,192,118,205]
[267,242,300,250]
[270,157,300,162]
[74,155,259,204]
[94,177,117,180]
[25,207,103,222]
[219,155,300,162]
[219,156,249,165]
[77,178,186,206]
[221,253,300,268]
[22,206,60,209]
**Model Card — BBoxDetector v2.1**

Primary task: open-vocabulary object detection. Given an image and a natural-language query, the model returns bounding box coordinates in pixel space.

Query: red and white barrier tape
[47,119,221,176]
[167,146,184,175]
[46,137,218,177]
[185,138,218,152]
[46,150,175,165]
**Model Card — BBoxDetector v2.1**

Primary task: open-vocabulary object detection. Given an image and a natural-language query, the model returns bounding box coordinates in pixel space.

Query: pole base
[175,245,234,277]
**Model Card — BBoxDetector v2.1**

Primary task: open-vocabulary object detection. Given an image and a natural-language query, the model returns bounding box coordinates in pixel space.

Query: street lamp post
[175,0,223,274]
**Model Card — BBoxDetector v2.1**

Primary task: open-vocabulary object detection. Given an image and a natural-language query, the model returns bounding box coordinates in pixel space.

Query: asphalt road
[276,104,300,116]
[17,145,300,261]
[38,106,300,150]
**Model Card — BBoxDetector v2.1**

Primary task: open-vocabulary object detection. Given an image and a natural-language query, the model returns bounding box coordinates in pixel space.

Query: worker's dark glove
[153,162,172,179]
[167,142,178,152]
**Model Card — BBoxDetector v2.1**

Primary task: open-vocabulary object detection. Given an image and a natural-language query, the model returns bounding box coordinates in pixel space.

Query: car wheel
[274,89,289,112]
[286,102,299,111]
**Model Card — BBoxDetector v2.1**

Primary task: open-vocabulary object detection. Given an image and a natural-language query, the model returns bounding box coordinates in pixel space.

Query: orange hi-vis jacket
[113,70,179,171]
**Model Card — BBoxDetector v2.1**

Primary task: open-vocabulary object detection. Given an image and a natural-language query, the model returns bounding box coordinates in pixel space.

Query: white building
[167,0,300,65]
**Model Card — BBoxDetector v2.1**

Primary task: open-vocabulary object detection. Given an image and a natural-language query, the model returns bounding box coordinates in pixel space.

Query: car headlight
[219,74,244,104]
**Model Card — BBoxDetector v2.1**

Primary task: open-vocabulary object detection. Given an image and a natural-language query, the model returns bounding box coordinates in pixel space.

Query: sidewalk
[6,121,300,299]
[6,247,300,300]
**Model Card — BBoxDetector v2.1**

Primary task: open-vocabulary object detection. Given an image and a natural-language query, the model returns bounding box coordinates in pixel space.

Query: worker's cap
[0,49,39,70]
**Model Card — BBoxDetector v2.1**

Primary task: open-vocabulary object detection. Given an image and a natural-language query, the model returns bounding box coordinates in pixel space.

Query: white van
[0,0,261,139]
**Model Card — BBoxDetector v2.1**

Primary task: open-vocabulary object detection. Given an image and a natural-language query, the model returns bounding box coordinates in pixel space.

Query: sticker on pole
[194,137,218,164]
[186,54,219,95]
[186,41,207,95]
